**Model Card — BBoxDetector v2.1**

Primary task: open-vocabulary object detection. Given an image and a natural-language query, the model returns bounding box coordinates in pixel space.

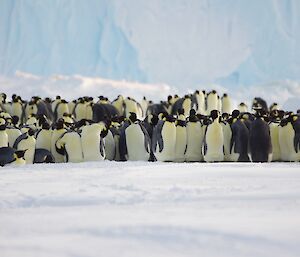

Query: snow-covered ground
[1,162,300,257]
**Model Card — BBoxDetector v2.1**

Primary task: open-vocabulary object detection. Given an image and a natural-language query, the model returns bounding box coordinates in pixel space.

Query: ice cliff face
[0,0,300,89]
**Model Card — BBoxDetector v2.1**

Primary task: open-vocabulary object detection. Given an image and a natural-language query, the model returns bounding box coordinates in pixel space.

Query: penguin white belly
[182,99,192,117]
[155,122,176,162]
[0,131,8,147]
[7,129,22,148]
[57,104,69,119]
[185,123,203,162]
[270,124,281,161]
[222,98,232,114]
[36,130,52,151]
[279,124,299,162]
[206,95,218,114]
[9,158,26,166]
[18,137,36,164]
[86,105,93,120]
[125,124,149,161]
[204,122,224,162]
[63,133,83,163]
[75,105,86,121]
[105,130,116,161]
[81,133,104,162]
[174,126,187,162]
[196,94,205,114]
[11,103,23,119]
[222,123,233,161]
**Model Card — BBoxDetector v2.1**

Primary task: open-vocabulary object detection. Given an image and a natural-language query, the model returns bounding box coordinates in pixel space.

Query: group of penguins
[0,89,299,167]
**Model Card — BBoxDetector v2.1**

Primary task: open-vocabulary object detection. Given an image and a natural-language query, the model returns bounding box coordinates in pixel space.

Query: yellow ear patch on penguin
[233,118,237,123]
[293,116,298,121]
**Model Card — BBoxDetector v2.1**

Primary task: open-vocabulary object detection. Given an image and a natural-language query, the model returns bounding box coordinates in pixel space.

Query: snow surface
[1,161,300,257]
[1,0,300,88]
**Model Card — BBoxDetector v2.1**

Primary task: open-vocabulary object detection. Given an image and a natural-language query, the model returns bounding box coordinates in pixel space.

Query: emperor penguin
[13,128,36,164]
[54,99,69,121]
[36,122,52,152]
[51,96,61,113]
[68,100,77,115]
[222,113,233,162]
[24,101,38,122]
[206,90,219,114]
[249,112,272,162]
[252,97,268,112]
[51,119,67,163]
[112,95,124,116]
[34,149,55,164]
[270,103,279,111]
[269,110,281,161]
[194,90,205,115]
[0,147,26,166]
[104,124,116,161]
[203,110,224,162]
[56,130,83,163]
[185,110,203,162]
[278,115,300,162]
[74,98,87,121]
[238,102,248,113]
[119,113,151,161]
[221,93,232,114]
[124,97,143,119]
[152,115,176,162]
[141,97,149,119]
[228,112,250,162]
[6,116,22,147]
[174,109,187,162]
[11,95,23,122]
[80,122,107,162]
[0,124,8,147]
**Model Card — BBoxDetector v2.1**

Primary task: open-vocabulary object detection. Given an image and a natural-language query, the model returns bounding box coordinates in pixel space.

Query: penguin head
[195,90,200,94]
[189,109,196,116]
[210,110,219,120]
[151,115,159,126]
[15,150,27,159]
[56,119,65,130]
[231,109,240,119]
[56,95,61,100]
[0,124,6,131]
[42,122,50,130]
[280,118,289,127]
[165,115,176,123]
[129,112,137,123]
[28,128,35,137]
[222,93,228,98]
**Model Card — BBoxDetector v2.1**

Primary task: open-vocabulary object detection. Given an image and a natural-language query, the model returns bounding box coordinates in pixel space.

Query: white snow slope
[1,162,300,257]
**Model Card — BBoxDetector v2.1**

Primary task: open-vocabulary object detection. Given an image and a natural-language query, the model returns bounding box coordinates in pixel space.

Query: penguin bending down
[34,149,55,164]
[80,122,106,162]
[185,110,203,162]
[56,130,83,163]
[174,109,187,162]
[13,128,36,164]
[203,110,224,162]
[0,147,26,166]
[152,115,176,162]
[249,114,272,162]
[119,113,151,161]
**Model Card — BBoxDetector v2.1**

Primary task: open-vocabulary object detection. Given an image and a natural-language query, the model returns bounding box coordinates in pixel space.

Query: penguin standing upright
[269,110,281,161]
[194,90,206,115]
[51,119,67,163]
[206,90,219,115]
[222,114,232,162]
[249,112,272,162]
[36,122,53,152]
[185,110,203,162]
[0,124,8,147]
[13,128,36,164]
[141,97,149,119]
[6,116,22,147]
[119,113,151,161]
[80,122,107,162]
[11,95,23,122]
[221,93,232,114]
[278,115,300,162]
[203,110,224,162]
[174,109,187,162]
[238,102,248,113]
[56,130,83,163]
[111,95,124,116]
[228,112,250,162]
[152,115,176,162]
[54,99,69,121]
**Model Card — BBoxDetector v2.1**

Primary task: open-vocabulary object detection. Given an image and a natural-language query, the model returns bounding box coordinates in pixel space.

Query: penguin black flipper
[0,147,16,166]
[13,133,28,149]
[152,120,164,153]
[119,122,130,161]
[140,123,151,153]
[99,137,105,157]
